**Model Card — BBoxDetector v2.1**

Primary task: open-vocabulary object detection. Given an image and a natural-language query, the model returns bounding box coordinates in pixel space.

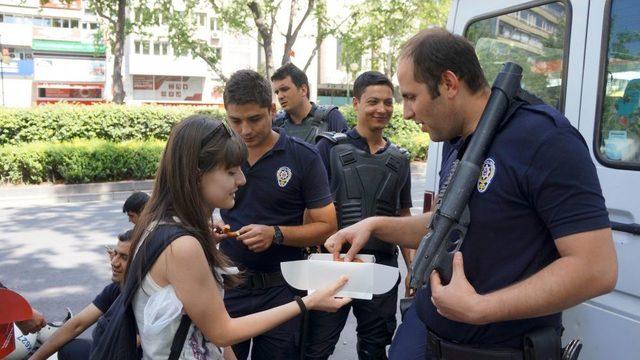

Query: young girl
[126,115,350,359]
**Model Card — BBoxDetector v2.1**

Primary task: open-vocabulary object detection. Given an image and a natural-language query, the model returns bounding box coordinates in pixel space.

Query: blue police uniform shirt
[316,128,413,210]
[279,103,349,133]
[220,128,333,273]
[415,103,610,348]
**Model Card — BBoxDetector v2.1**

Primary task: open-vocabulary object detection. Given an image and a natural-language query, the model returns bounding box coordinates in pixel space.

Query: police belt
[243,271,285,289]
[428,330,524,360]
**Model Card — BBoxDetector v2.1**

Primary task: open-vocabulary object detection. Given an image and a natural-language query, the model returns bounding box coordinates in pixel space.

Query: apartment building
[0,0,356,107]
[0,0,105,107]
[124,4,257,106]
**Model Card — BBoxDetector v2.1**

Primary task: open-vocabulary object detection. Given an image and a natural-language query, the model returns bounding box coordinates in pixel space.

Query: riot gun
[411,62,523,288]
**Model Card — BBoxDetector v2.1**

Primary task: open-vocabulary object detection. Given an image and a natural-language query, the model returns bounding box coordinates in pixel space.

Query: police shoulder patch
[477,158,496,193]
[276,166,292,188]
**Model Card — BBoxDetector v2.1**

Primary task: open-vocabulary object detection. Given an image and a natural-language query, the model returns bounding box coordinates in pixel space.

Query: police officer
[307,71,413,360]
[271,63,349,144]
[325,28,618,359]
[220,69,338,360]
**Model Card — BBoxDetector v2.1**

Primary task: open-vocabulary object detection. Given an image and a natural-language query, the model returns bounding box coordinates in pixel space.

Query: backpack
[90,223,193,360]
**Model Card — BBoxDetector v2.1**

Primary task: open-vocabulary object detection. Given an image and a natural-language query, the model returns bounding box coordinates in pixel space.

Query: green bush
[0,139,165,185]
[0,104,225,146]
[0,104,428,185]
[339,105,429,160]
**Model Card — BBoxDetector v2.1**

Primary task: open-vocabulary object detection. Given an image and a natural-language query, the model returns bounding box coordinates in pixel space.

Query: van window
[597,0,640,168]
[465,2,568,110]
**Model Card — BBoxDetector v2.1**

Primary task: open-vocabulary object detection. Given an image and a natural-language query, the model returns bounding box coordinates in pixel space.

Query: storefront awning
[32,40,106,55]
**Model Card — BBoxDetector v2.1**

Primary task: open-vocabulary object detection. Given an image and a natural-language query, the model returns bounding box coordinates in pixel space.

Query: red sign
[42,0,81,10]
[133,75,154,90]
[0,289,33,358]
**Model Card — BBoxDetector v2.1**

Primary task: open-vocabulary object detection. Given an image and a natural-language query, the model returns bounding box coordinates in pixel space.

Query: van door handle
[610,221,640,235]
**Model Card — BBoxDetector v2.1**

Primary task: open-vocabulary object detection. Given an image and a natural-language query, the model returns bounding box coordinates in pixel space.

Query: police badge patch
[276,166,292,187]
[477,158,496,193]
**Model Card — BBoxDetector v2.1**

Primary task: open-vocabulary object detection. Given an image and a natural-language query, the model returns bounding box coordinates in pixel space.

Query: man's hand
[404,272,415,298]
[16,309,46,334]
[324,218,373,261]
[430,252,488,325]
[237,224,275,253]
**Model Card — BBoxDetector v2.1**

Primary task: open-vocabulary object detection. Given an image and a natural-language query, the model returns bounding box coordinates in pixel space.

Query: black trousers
[225,284,301,360]
[58,338,92,360]
[304,253,400,360]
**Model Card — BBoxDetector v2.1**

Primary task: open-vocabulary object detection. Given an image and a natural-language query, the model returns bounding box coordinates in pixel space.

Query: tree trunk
[111,0,126,104]
[263,36,274,79]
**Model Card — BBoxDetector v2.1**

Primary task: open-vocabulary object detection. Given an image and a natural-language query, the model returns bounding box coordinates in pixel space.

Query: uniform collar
[272,127,288,152]
[284,102,316,122]
[347,128,391,154]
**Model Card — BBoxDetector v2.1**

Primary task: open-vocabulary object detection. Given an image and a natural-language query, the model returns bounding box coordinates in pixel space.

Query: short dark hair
[400,28,488,98]
[122,192,149,214]
[224,70,273,109]
[118,229,134,242]
[271,63,310,95]
[353,71,394,100]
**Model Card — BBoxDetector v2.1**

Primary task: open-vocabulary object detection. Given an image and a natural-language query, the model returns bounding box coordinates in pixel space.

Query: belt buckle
[248,273,265,289]
[257,273,268,289]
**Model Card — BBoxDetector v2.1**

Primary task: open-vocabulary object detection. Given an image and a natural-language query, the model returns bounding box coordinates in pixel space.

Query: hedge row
[0,104,428,159]
[0,104,429,184]
[0,139,165,184]
[0,104,225,146]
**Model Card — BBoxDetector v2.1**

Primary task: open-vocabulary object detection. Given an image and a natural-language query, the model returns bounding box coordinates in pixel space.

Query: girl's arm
[153,235,350,347]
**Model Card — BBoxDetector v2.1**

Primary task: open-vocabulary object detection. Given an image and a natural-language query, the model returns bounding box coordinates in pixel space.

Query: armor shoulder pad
[316,131,348,145]
[313,105,338,123]
[388,143,410,159]
[273,111,287,127]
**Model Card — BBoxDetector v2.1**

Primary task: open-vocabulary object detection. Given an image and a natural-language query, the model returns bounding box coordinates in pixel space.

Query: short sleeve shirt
[92,282,121,313]
[220,128,333,272]
[415,104,610,348]
[91,282,121,344]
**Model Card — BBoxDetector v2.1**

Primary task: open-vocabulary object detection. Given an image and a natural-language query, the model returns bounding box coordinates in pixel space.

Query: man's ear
[271,102,277,114]
[301,84,309,98]
[352,96,360,110]
[440,70,460,99]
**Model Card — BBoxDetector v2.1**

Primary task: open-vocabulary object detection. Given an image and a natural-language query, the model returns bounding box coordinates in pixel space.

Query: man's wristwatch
[273,225,284,245]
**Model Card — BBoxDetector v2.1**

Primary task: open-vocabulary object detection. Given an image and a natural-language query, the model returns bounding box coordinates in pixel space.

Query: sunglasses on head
[200,121,234,148]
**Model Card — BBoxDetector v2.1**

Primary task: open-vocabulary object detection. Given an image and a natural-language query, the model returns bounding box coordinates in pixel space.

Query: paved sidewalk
[0,161,428,359]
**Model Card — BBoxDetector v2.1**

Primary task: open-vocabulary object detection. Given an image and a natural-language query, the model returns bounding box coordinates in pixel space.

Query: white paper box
[280,253,400,300]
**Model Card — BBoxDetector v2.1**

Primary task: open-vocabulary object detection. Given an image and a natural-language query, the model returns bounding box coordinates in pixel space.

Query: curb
[0,161,427,206]
[0,180,153,206]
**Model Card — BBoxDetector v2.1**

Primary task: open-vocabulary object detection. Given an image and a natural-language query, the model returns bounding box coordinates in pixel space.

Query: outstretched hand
[324,219,373,262]
[304,276,352,312]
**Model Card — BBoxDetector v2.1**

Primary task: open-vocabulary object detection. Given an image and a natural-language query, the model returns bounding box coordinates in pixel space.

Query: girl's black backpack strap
[90,223,195,360]
[169,315,192,360]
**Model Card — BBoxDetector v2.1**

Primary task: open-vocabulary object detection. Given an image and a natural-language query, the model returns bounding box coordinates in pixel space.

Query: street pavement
[0,163,427,359]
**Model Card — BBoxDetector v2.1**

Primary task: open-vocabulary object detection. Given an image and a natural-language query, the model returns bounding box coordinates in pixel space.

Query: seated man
[122,191,150,225]
[30,230,133,360]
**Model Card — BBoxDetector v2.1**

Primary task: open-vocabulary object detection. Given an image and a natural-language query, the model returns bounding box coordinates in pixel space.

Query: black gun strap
[169,314,192,360]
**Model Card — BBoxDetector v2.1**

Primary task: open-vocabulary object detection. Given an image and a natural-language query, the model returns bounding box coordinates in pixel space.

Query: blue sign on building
[1,59,34,76]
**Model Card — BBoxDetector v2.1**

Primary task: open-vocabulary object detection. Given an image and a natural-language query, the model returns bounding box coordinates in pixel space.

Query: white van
[421,0,640,358]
